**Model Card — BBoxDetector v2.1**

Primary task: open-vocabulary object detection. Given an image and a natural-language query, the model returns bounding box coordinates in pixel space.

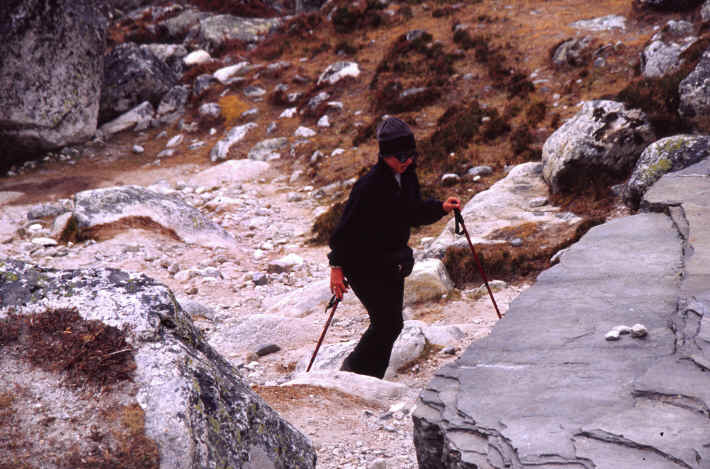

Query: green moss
[647,157,673,176]
[659,137,691,155]
[1,272,19,282]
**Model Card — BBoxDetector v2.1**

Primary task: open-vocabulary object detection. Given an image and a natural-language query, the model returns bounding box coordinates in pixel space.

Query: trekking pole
[453,208,502,319]
[306,282,346,372]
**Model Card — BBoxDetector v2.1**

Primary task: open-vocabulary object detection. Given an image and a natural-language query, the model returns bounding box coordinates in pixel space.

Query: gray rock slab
[413,210,709,468]
[643,157,710,303]
[0,259,316,469]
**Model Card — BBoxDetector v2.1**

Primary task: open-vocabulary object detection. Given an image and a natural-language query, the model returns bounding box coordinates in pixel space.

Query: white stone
[317,61,361,86]
[31,237,58,247]
[279,107,298,119]
[605,329,621,341]
[571,15,626,32]
[294,126,316,138]
[268,254,304,273]
[317,115,330,127]
[209,123,258,162]
[385,321,427,377]
[183,50,212,66]
[421,324,466,347]
[404,259,454,305]
[214,61,250,85]
[100,101,155,135]
[133,145,144,154]
[166,134,184,148]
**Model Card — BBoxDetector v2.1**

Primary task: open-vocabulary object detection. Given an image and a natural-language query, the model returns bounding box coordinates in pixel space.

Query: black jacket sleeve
[409,172,446,227]
[327,178,370,268]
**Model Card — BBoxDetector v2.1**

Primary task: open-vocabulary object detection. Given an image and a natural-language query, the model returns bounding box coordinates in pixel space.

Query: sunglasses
[394,151,418,163]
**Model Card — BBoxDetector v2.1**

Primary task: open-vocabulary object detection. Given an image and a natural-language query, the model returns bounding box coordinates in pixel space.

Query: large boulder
[679,48,710,133]
[141,44,188,77]
[414,205,710,467]
[197,15,282,54]
[0,0,106,170]
[70,185,238,249]
[426,163,585,283]
[641,39,695,78]
[624,135,710,209]
[0,259,316,469]
[99,42,178,124]
[542,100,655,193]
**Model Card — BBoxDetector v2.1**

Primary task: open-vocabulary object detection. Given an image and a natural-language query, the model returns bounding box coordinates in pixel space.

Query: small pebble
[605,329,620,341]
[631,323,648,338]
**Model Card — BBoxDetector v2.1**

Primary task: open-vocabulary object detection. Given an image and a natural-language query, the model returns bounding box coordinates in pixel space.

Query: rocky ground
[3,0,698,466]
[0,138,528,468]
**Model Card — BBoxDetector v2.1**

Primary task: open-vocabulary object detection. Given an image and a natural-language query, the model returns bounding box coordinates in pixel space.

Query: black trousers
[341,265,404,379]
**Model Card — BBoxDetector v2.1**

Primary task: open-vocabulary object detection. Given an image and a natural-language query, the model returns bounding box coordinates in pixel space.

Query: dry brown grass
[0,310,159,469]
[443,218,604,286]
[0,309,136,388]
[218,95,252,125]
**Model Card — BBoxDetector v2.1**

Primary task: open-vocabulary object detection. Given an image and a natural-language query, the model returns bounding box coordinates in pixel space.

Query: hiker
[328,116,461,379]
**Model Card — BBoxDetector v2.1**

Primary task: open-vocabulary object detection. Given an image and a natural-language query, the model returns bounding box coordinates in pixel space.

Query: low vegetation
[0,309,159,469]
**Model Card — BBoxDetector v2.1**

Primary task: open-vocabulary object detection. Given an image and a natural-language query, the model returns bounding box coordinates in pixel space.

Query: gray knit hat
[377,117,416,159]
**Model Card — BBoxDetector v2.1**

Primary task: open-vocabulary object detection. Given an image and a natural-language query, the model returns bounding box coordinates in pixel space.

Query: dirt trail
[0,140,526,468]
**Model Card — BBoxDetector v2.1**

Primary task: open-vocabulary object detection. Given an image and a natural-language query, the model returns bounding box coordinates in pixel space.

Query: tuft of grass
[310,201,346,245]
[189,0,278,18]
[218,95,251,125]
[331,0,385,34]
[526,100,547,127]
[443,218,604,286]
[0,308,136,388]
[418,100,487,164]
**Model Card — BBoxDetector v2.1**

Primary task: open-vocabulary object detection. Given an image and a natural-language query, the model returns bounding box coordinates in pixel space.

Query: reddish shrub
[181,61,223,86]
[188,0,278,18]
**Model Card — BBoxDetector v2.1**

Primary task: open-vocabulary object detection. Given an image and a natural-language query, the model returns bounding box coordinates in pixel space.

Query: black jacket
[328,158,446,272]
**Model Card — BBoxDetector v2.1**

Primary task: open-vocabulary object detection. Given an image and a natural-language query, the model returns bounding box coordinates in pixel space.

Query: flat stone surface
[414,200,710,467]
[644,157,710,303]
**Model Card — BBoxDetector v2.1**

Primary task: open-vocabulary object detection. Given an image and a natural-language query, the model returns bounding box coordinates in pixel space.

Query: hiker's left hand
[442,197,461,213]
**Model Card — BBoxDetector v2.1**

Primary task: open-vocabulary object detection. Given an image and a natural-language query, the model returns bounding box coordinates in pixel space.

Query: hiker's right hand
[330,267,347,300]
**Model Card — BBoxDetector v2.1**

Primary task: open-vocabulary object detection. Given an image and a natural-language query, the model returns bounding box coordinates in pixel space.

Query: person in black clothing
[328,116,460,379]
